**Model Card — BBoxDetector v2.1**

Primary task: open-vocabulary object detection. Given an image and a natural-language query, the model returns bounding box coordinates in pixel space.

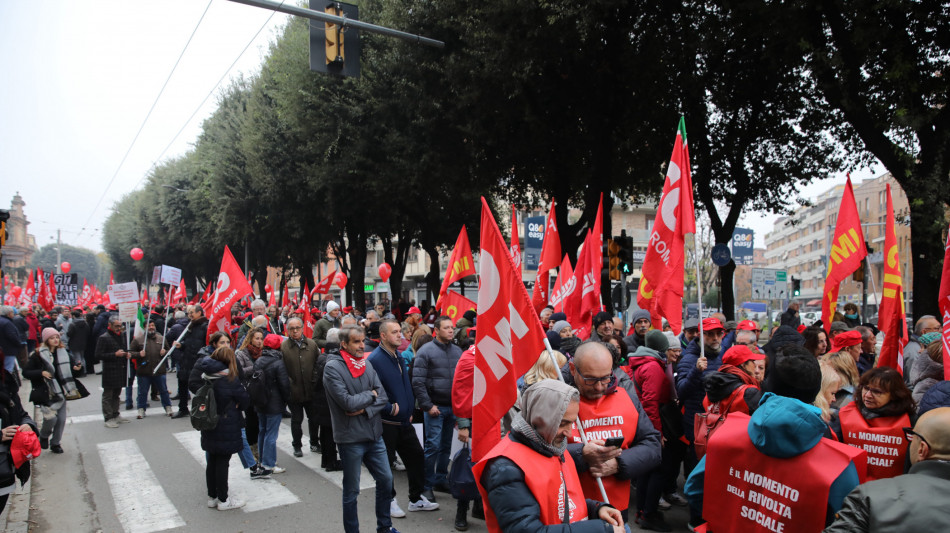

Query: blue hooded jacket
[684,393,860,524]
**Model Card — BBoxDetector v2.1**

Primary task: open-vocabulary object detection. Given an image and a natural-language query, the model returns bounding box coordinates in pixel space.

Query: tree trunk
[719,259,736,321]
[907,193,945,320]
[347,229,367,312]
[424,244,441,308]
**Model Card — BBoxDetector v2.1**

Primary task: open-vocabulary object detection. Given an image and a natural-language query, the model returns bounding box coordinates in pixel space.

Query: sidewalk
[0,376,38,533]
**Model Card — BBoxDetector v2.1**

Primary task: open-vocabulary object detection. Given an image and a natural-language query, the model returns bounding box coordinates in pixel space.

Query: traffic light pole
[227,0,445,48]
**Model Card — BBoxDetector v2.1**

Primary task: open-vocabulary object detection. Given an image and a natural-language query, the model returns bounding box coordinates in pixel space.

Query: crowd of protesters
[2,294,950,531]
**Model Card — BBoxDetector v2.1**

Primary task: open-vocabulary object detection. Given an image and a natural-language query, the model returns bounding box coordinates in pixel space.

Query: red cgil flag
[301,282,315,337]
[282,283,290,307]
[565,230,599,339]
[938,221,950,381]
[531,198,561,313]
[876,184,907,374]
[197,281,213,305]
[79,279,91,307]
[586,193,604,312]
[110,271,115,286]
[821,176,867,335]
[436,226,476,312]
[21,270,35,307]
[637,117,696,334]
[268,284,277,307]
[36,269,49,310]
[205,246,254,342]
[170,279,187,306]
[510,206,522,270]
[312,271,336,295]
[472,198,547,462]
[549,255,574,313]
[441,290,477,326]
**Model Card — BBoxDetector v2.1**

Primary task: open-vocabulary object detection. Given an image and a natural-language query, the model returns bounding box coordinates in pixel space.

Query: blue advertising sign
[731,228,755,265]
[524,215,546,271]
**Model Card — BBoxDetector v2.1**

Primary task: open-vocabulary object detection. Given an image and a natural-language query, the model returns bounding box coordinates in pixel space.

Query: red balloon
[60,262,71,274]
[10,286,21,297]
[130,248,144,261]
[378,263,392,282]
[264,284,272,293]
[335,271,348,289]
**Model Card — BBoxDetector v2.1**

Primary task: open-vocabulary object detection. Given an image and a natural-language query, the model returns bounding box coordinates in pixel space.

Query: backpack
[190,379,219,431]
[246,369,270,411]
[693,389,740,459]
[448,444,479,501]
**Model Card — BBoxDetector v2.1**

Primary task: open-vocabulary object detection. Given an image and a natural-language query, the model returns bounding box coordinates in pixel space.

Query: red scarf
[341,349,367,377]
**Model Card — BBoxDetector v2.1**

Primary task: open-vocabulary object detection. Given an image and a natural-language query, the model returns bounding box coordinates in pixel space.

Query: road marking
[276,422,374,490]
[174,431,300,512]
[97,439,186,533]
[67,414,106,425]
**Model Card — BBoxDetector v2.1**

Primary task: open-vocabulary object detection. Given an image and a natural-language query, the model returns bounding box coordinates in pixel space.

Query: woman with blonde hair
[821,350,860,411]
[521,350,567,390]
[814,361,842,426]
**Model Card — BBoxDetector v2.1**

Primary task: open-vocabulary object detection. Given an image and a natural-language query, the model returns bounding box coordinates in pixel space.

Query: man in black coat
[66,308,91,377]
[172,305,209,418]
[780,301,801,328]
[96,317,131,428]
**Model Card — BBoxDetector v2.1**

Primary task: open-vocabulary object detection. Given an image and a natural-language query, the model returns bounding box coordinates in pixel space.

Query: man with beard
[281,317,321,457]
[474,379,625,532]
[171,305,209,418]
[675,318,726,481]
[129,320,172,418]
[623,309,652,352]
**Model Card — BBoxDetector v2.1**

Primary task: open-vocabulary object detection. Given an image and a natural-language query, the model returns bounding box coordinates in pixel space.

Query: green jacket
[281,337,320,404]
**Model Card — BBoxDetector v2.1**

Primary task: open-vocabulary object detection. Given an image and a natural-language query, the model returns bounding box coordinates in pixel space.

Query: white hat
[326,301,340,313]
[663,331,679,350]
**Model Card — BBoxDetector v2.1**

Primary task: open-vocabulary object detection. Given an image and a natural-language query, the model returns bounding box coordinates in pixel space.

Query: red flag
[110,271,115,286]
[47,274,57,309]
[206,246,254,342]
[282,284,290,307]
[20,270,35,307]
[140,287,149,307]
[197,281,213,305]
[637,117,696,334]
[566,230,599,339]
[586,193,604,311]
[876,184,907,374]
[170,279,187,306]
[938,221,950,381]
[312,272,336,295]
[531,199,562,313]
[510,206,522,270]
[301,282,314,337]
[821,177,867,334]
[549,255,574,313]
[36,269,49,311]
[101,292,110,306]
[473,198,547,462]
[442,290,477,326]
[79,279,91,307]
[436,226,476,311]
[268,284,276,307]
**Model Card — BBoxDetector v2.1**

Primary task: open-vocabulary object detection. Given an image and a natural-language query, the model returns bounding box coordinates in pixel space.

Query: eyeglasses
[863,386,887,396]
[287,326,302,331]
[903,427,930,447]
[575,368,615,386]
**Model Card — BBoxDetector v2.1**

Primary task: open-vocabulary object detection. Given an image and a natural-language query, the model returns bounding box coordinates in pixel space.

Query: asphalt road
[17,372,693,532]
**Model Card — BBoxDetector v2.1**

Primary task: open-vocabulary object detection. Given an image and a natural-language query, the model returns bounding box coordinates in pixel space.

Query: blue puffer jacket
[684,393,860,526]
[193,357,250,455]
[918,380,950,417]
[675,339,723,441]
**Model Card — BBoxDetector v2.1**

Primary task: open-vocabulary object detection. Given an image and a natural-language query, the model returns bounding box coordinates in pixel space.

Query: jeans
[206,452,232,501]
[3,355,15,372]
[36,402,67,446]
[136,375,171,409]
[237,428,256,469]
[102,387,121,421]
[423,404,455,489]
[289,401,318,449]
[339,437,393,533]
[257,413,282,469]
[382,422,425,502]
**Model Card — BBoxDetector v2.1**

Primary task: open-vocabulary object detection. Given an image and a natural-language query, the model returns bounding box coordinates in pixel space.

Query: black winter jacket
[179,317,209,373]
[253,348,291,415]
[368,345,414,426]
[66,319,90,354]
[411,339,462,410]
[310,350,334,425]
[0,370,36,491]
[193,357,249,454]
[95,330,130,389]
[675,339,723,441]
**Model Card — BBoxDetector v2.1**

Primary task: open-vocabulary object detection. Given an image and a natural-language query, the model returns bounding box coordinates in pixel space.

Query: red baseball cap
[701,318,724,331]
[736,320,759,331]
[263,334,283,350]
[407,306,422,316]
[831,330,862,352]
[722,345,766,367]
[10,429,41,468]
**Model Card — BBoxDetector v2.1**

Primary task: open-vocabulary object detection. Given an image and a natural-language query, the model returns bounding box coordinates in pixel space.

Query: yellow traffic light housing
[608,238,621,281]
[325,4,344,66]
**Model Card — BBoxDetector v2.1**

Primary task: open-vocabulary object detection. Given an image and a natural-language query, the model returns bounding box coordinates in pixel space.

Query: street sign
[751,268,788,300]
[711,244,732,266]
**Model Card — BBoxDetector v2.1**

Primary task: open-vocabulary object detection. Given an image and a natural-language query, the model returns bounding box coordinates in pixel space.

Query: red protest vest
[701,384,756,414]
[473,437,588,532]
[703,413,866,533]
[838,402,909,481]
[569,389,639,510]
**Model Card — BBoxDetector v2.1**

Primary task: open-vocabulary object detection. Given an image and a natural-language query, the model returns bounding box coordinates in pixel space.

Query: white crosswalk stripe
[275,422,374,491]
[97,439,186,533]
[174,431,300,513]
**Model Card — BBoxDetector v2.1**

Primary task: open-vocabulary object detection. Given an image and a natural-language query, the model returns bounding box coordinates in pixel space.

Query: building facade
[2,193,37,282]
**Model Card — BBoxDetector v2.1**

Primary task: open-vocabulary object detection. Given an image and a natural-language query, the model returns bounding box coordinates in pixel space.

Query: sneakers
[137,408,146,419]
[664,492,688,506]
[324,461,343,472]
[293,447,303,457]
[165,406,174,417]
[392,457,406,471]
[251,466,272,480]
[390,498,406,518]
[407,495,439,512]
[216,497,245,511]
[311,443,322,454]
[171,411,189,419]
[637,511,673,532]
[207,497,219,508]
[421,489,436,503]
[104,419,119,428]
[116,416,131,424]
[271,466,286,474]
[658,496,672,510]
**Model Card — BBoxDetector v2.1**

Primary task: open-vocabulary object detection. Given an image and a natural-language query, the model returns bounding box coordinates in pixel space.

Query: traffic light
[0,209,8,279]
[325,4,344,66]
[617,233,634,275]
[607,238,621,281]
[791,277,801,296]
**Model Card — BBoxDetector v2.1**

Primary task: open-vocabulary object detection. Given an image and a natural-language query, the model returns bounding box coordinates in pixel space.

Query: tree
[795,0,950,320]
[30,243,110,288]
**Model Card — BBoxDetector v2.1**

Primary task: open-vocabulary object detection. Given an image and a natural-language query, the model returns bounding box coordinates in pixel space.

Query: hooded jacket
[909,351,943,404]
[193,357,250,455]
[254,347,291,415]
[918,381,950,417]
[478,380,617,533]
[625,345,671,431]
[684,393,860,525]
[702,365,762,415]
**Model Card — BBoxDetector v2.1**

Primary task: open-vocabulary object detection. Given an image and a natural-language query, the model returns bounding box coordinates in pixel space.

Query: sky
[1,1,881,255]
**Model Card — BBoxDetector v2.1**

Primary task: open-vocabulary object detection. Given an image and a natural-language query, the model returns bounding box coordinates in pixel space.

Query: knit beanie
[552,321,572,335]
[663,331,679,350]
[645,330,669,352]
[919,332,941,346]
[325,301,340,313]
[763,348,821,403]
[41,327,59,343]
